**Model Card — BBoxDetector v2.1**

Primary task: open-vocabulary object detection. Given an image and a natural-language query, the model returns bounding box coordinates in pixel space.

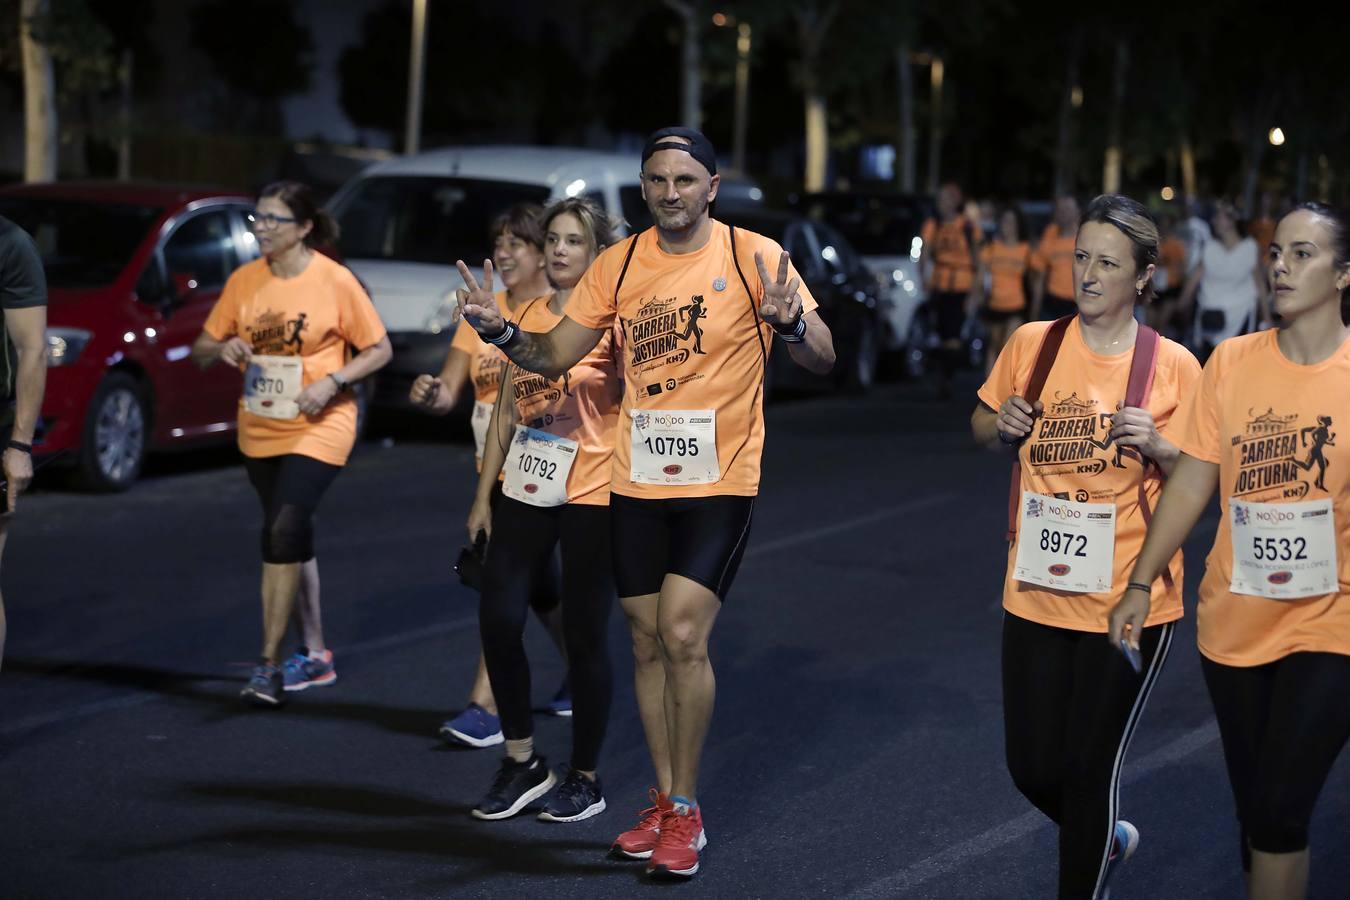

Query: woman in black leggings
[1112,203,1350,900]
[193,181,391,707]
[466,198,622,822]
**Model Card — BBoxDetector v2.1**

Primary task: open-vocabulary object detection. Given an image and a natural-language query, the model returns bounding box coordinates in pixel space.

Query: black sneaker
[240,662,284,708]
[471,755,557,821]
[538,768,606,823]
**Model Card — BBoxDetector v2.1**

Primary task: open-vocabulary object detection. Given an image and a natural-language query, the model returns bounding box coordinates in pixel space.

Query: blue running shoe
[440,703,505,748]
[545,680,572,717]
[240,662,284,708]
[283,649,337,692]
[1100,820,1139,899]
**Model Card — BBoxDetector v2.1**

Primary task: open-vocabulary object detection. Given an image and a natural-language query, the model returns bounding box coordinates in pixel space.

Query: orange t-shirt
[565,221,817,499]
[504,296,621,506]
[920,216,977,293]
[978,318,1202,632]
[1031,224,1077,300]
[1158,236,1186,293]
[449,293,511,405]
[1171,330,1350,665]
[203,254,387,466]
[981,241,1030,312]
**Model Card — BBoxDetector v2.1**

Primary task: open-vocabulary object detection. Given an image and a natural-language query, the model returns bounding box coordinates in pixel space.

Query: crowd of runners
[6,123,1346,897]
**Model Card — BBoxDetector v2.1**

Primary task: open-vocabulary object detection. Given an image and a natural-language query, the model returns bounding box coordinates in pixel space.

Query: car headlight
[424,289,464,335]
[46,327,93,366]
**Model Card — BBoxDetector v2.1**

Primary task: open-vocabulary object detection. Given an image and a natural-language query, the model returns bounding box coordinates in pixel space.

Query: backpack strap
[1122,323,1175,589]
[613,233,640,306]
[728,225,770,368]
[1006,316,1074,540]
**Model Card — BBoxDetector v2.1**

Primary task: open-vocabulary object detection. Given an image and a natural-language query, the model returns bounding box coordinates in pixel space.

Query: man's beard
[652,194,709,232]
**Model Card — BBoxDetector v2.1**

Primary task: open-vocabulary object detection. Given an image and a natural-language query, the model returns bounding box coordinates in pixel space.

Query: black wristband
[1126,581,1152,594]
[485,321,517,347]
[6,439,31,454]
[776,315,807,343]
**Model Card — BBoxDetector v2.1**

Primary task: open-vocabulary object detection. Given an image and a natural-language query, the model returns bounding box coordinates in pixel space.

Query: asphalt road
[3,376,1348,899]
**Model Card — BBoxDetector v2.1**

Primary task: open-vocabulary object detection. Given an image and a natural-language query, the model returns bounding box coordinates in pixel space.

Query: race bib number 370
[629,410,720,485]
[244,355,303,420]
[1014,492,1117,593]
[1229,498,1338,600]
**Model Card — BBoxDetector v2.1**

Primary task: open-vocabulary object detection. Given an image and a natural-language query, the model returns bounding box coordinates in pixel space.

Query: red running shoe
[647,803,707,877]
[612,789,670,860]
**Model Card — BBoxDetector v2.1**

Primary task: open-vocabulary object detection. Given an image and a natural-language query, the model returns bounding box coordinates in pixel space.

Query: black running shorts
[610,494,755,602]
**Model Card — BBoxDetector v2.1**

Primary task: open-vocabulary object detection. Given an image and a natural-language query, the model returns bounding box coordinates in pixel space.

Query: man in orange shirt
[1030,195,1081,321]
[457,127,835,878]
[919,183,980,397]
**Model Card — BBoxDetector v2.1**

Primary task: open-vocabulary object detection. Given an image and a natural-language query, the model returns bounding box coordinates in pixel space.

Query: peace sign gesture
[455,259,506,337]
[755,250,803,330]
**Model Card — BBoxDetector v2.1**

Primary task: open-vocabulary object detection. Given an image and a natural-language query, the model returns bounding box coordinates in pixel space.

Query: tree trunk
[1102,39,1128,194]
[664,1,701,130]
[796,3,839,193]
[804,73,827,191]
[1052,29,1083,197]
[897,43,916,192]
[925,57,943,195]
[21,0,57,183]
[117,49,133,181]
[1179,135,1197,200]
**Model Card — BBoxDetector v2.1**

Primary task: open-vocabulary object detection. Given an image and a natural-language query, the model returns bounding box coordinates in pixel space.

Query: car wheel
[76,372,149,492]
[905,307,933,380]
[840,317,880,393]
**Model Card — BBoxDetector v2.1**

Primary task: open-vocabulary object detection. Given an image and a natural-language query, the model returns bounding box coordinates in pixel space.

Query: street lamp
[1269,127,1286,147]
[404,0,428,155]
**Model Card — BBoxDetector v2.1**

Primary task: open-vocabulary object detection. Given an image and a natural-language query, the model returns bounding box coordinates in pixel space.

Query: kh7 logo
[663,465,683,476]
[1048,564,1071,576]
[1268,571,1294,585]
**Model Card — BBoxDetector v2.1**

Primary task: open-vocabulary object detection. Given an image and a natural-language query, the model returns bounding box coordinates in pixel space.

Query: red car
[0,182,266,490]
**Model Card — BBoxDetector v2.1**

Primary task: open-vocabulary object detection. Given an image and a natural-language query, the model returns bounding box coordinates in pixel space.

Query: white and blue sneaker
[1099,820,1139,899]
[439,703,505,748]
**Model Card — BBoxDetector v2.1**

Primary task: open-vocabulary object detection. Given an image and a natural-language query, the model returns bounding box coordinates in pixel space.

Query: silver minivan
[326,146,652,408]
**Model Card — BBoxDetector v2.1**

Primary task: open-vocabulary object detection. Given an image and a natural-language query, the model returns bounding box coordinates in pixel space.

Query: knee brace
[261,504,313,564]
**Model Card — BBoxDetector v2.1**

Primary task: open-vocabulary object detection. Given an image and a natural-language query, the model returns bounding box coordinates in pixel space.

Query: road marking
[745,493,957,558]
[5,494,955,738]
[846,718,1222,898]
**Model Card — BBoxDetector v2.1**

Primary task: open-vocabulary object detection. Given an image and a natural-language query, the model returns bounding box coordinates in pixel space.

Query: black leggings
[480,498,614,771]
[487,482,560,616]
[243,454,342,564]
[1201,652,1350,869]
[1002,612,1175,900]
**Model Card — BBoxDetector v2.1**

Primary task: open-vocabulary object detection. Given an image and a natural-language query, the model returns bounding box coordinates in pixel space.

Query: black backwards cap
[641,126,718,176]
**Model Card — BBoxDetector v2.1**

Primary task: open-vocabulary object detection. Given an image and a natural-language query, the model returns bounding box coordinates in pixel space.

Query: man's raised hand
[755,250,803,329]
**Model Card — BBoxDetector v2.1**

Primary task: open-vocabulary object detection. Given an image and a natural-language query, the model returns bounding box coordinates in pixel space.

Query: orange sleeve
[920,219,936,249]
[450,316,481,354]
[202,266,246,340]
[335,265,388,349]
[1028,230,1050,272]
[978,322,1036,411]
[565,239,626,331]
[1157,345,1202,440]
[1170,346,1224,463]
[980,244,994,267]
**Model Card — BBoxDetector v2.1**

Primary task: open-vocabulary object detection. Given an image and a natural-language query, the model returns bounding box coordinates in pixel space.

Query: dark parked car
[718,209,883,396]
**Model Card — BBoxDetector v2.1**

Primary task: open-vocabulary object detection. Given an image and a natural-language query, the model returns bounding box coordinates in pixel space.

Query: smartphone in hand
[1118,638,1143,674]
